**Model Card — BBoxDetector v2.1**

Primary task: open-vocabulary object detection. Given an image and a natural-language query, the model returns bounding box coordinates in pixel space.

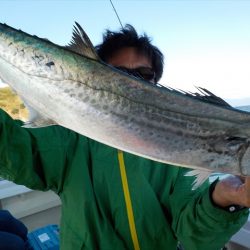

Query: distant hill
[0,87,28,121]
[235,105,250,112]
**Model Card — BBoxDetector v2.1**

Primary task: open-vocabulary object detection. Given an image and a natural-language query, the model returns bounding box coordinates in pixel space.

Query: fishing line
[109,0,124,28]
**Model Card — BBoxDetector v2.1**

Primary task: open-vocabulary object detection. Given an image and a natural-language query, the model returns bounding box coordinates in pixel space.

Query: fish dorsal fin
[66,22,100,60]
[185,169,212,190]
[191,87,232,108]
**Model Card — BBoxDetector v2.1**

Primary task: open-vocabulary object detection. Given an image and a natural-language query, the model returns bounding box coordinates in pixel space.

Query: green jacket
[0,109,248,250]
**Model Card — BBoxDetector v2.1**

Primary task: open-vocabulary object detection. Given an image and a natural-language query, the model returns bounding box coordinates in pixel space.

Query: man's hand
[212,176,250,208]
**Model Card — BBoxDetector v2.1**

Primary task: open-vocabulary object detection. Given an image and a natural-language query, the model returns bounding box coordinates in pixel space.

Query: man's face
[107,47,156,83]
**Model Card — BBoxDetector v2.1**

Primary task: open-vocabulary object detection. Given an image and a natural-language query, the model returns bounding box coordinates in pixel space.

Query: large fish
[1,22,250,186]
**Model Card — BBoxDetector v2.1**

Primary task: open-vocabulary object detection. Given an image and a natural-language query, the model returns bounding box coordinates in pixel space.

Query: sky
[0,0,250,106]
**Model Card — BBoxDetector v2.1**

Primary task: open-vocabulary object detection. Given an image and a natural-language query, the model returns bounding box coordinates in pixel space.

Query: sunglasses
[115,66,156,82]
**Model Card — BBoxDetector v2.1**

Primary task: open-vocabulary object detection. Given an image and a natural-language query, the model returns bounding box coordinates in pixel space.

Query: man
[0,24,249,250]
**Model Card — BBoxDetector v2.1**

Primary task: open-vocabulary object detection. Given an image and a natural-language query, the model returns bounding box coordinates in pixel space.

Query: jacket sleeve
[169,168,249,250]
[0,109,89,194]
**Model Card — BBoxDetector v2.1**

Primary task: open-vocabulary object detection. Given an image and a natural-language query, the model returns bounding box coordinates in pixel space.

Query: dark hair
[95,24,164,82]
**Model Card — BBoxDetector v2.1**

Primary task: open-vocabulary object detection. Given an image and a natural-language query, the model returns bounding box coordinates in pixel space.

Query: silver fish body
[1,22,250,177]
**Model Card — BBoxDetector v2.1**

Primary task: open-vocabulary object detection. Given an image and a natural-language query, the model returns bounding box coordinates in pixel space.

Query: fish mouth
[240,139,250,175]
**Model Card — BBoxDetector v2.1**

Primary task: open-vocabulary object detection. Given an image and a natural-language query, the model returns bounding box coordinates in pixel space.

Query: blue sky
[1,0,250,105]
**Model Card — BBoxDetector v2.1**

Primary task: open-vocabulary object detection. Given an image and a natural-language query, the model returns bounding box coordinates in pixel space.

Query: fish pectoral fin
[23,117,56,128]
[185,169,212,190]
[22,102,56,128]
[66,22,100,61]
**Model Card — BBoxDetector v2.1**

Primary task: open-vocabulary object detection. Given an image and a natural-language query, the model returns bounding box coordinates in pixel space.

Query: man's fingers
[238,175,246,183]
[245,177,250,191]
[243,177,250,207]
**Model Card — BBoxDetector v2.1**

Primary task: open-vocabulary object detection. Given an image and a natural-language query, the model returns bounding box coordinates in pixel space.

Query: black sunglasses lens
[136,68,155,81]
[115,67,155,81]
